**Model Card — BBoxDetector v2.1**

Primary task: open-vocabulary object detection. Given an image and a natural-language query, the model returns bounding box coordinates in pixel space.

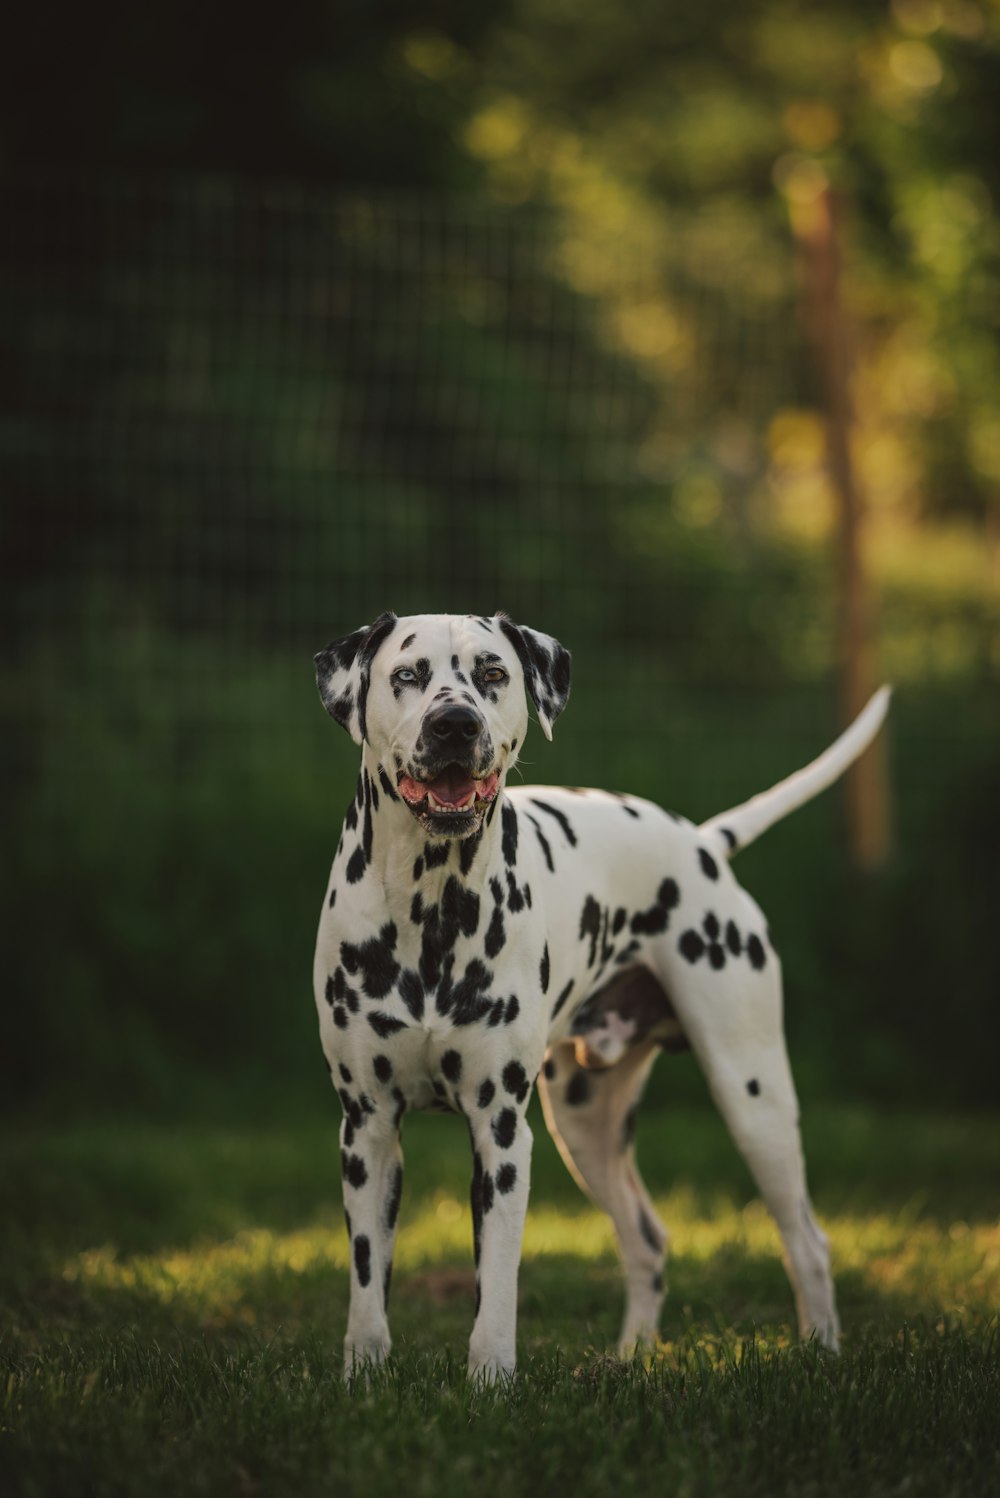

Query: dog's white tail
[699,686,891,858]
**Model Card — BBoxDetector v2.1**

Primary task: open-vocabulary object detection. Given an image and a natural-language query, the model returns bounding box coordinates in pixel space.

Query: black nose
[426,705,482,747]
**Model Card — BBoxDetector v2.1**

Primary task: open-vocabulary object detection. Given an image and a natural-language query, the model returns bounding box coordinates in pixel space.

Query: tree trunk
[789,182,891,870]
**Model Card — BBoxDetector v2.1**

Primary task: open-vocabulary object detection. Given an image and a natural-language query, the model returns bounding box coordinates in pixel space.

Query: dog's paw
[343,1336,391,1384]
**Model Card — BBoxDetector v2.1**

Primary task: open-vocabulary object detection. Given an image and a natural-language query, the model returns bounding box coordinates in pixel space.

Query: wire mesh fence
[2,173,997,1109]
[2,175,817,780]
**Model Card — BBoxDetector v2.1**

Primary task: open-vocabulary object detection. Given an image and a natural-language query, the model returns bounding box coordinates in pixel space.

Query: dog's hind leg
[695,1038,839,1349]
[665,935,840,1350]
[539,1038,668,1356]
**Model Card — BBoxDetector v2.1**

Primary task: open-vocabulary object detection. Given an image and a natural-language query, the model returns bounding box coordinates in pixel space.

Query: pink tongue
[425,767,476,806]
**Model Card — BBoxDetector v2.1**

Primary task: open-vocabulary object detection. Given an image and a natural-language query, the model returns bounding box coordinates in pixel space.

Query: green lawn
[3,1104,999,1497]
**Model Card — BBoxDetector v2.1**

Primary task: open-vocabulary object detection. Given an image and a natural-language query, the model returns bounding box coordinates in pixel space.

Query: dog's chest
[318,834,553,1098]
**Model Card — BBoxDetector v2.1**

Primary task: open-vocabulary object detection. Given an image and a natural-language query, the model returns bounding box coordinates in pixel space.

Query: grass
[3,1102,999,1497]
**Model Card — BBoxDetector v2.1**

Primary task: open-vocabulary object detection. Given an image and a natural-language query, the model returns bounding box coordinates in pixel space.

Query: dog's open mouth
[397,766,500,817]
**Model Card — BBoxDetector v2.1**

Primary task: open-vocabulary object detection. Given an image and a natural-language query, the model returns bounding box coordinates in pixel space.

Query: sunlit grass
[43,1172,1000,1344]
[3,1108,999,1497]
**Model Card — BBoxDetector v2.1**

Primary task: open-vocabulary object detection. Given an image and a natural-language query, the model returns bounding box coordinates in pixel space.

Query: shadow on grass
[9,1216,994,1374]
[3,1104,999,1373]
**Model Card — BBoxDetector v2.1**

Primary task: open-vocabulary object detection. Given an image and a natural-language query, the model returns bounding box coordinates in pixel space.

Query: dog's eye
[394,668,417,684]
[483,667,508,684]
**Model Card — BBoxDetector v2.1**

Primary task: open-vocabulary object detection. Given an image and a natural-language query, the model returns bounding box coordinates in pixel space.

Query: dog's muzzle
[396,705,500,837]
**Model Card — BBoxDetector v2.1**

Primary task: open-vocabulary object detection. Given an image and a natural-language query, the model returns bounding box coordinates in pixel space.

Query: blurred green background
[2,0,998,1122]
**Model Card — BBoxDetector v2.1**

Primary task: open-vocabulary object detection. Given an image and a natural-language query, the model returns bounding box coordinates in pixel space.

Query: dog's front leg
[465,1093,534,1380]
[337,1099,404,1379]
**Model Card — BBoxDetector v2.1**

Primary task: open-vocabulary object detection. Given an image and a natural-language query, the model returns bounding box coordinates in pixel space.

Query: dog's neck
[352,744,506,900]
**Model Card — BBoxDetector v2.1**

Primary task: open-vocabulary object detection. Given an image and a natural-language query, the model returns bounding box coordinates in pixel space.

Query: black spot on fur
[502,1060,529,1102]
[638,1209,660,1254]
[328,888,337,909]
[679,929,704,963]
[503,995,519,1025]
[442,1050,463,1083]
[378,766,399,802]
[444,958,495,1026]
[529,799,578,847]
[543,1057,556,1081]
[506,871,527,914]
[327,966,360,1015]
[580,895,601,966]
[344,1154,368,1189]
[492,1108,517,1149]
[373,1055,393,1084]
[540,943,550,994]
[527,814,554,872]
[419,880,480,993]
[747,1078,761,1096]
[398,969,425,1021]
[496,1163,517,1195]
[367,1012,407,1038]
[551,979,574,1018]
[485,906,506,958]
[699,848,719,881]
[412,856,424,881]
[424,841,450,870]
[630,904,668,936]
[747,934,767,970]
[338,1063,353,1085]
[385,1164,404,1230]
[478,1079,496,1109]
[341,923,400,999]
[726,920,742,956]
[501,802,519,867]
[566,1071,591,1107]
[459,829,483,877]
[720,827,737,851]
[400,633,416,650]
[333,1006,348,1029]
[612,907,627,935]
[354,1234,372,1287]
[631,874,679,934]
[346,846,367,884]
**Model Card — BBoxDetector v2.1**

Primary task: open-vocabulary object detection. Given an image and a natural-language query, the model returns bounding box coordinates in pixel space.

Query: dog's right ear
[314,611,398,746]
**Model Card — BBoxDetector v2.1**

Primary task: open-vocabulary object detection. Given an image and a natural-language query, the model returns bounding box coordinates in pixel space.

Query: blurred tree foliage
[4,0,997,659]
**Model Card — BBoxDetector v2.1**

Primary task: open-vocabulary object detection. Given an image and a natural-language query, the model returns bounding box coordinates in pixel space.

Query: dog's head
[315,612,571,839]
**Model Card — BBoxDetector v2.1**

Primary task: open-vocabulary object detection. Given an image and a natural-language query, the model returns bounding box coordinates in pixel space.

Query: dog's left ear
[314,610,398,745]
[497,617,571,741]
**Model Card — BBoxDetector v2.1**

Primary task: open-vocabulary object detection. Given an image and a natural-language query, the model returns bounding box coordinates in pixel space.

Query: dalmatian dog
[313,611,890,1379]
